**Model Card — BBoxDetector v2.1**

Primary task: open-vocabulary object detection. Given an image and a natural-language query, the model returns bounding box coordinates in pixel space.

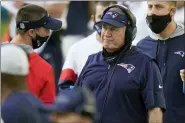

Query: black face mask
[31,33,49,49]
[146,11,172,34]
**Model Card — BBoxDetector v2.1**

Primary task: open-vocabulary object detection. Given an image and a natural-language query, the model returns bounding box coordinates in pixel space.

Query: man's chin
[103,47,117,53]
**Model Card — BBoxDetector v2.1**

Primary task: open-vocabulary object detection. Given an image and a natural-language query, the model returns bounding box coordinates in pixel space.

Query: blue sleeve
[137,39,145,47]
[141,60,166,111]
[75,56,91,87]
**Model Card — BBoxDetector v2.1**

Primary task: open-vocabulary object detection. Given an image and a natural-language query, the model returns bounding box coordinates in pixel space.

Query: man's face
[80,116,93,123]
[147,1,175,16]
[51,112,82,123]
[95,5,107,22]
[101,23,126,53]
[34,27,50,37]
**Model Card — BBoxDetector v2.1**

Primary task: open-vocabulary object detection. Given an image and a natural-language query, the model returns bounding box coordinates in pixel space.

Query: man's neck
[11,34,33,47]
[159,21,177,40]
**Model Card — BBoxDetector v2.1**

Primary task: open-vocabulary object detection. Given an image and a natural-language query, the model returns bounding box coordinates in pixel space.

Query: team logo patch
[174,51,185,57]
[37,40,41,46]
[106,11,118,18]
[20,23,25,29]
[117,63,135,73]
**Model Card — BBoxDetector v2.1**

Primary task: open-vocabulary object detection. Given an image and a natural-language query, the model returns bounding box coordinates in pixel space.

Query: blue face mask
[31,33,49,49]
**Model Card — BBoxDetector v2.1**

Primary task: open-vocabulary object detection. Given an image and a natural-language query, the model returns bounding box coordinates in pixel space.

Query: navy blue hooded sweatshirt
[137,23,185,123]
[75,45,166,123]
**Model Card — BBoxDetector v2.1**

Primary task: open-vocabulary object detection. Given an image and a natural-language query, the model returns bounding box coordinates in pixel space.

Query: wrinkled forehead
[147,1,172,7]
[54,112,80,116]
[102,22,126,30]
[102,22,117,28]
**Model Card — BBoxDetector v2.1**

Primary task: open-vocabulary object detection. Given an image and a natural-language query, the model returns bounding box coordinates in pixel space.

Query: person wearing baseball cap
[14,4,62,49]
[59,1,117,92]
[46,87,96,123]
[76,4,166,123]
[6,4,62,104]
[1,44,51,123]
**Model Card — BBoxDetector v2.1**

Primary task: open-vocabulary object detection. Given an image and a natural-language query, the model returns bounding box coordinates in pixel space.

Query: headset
[99,4,137,123]
[77,4,137,123]
[101,4,137,43]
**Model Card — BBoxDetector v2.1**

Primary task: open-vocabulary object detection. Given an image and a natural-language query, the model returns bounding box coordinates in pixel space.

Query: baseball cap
[45,87,96,118]
[1,92,51,123]
[1,44,29,76]
[93,21,102,35]
[16,13,62,31]
[99,7,129,27]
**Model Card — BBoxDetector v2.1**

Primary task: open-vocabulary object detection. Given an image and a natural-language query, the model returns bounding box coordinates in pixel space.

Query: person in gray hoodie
[137,1,185,123]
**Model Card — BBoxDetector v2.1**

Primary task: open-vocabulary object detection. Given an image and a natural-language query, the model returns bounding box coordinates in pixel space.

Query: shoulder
[137,36,155,45]
[124,47,159,75]
[80,51,103,67]
[65,33,97,60]
[88,51,102,60]
[173,33,185,40]
[128,46,155,62]
[72,32,96,49]
[29,52,53,72]
[132,47,159,70]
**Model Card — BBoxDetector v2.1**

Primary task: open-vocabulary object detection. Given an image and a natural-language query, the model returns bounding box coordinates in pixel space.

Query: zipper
[108,64,110,69]
[162,40,168,81]
[163,40,166,67]
[163,40,166,44]
[99,63,113,123]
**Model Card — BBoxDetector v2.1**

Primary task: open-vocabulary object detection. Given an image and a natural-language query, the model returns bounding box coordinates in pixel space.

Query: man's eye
[156,5,163,9]
[111,28,118,31]
[148,5,152,9]
[102,25,107,29]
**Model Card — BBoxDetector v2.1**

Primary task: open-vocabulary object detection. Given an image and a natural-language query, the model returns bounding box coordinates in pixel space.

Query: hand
[180,69,185,82]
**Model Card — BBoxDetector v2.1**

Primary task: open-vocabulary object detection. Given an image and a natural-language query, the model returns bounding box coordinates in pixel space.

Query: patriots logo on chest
[117,63,135,73]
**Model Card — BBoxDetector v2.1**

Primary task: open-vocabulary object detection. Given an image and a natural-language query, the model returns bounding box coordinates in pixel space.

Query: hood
[148,23,184,40]
[1,41,33,53]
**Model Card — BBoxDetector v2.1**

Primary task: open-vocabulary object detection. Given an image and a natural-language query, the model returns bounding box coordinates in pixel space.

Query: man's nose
[149,7,157,16]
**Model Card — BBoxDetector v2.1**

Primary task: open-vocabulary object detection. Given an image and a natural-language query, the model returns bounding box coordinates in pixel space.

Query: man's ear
[27,29,35,37]
[170,8,176,17]
[91,15,95,23]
